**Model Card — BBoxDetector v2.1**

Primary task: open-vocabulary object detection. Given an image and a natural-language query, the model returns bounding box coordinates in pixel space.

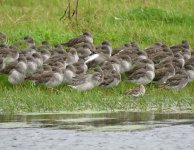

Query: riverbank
[0,0,194,113]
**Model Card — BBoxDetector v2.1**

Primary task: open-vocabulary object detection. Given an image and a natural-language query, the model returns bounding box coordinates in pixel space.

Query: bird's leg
[47,87,54,93]
[48,87,60,94]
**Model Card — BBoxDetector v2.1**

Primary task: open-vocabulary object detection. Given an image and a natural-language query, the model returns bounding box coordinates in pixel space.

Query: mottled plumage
[125,84,146,97]
[62,32,93,47]
[69,69,104,91]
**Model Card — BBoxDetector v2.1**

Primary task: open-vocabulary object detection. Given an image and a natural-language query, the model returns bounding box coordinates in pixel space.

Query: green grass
[0,0,194,113]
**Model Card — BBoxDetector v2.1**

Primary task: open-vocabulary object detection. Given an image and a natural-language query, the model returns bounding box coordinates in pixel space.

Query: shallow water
[0,111,194,149]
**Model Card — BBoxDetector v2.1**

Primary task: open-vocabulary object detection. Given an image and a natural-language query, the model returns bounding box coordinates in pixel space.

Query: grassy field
[0,0,194,113]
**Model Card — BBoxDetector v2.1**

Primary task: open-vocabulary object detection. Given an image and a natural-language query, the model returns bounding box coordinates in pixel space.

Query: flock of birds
[0,31,194,97]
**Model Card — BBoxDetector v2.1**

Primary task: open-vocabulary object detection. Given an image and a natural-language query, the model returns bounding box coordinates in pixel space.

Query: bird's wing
[127,69,146,80]
[165,75,186,86]
[70,74,88,86]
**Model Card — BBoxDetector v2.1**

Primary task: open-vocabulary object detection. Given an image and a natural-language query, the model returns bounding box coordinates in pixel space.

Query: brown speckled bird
[125,84,146,97]
[61,32,93,47]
